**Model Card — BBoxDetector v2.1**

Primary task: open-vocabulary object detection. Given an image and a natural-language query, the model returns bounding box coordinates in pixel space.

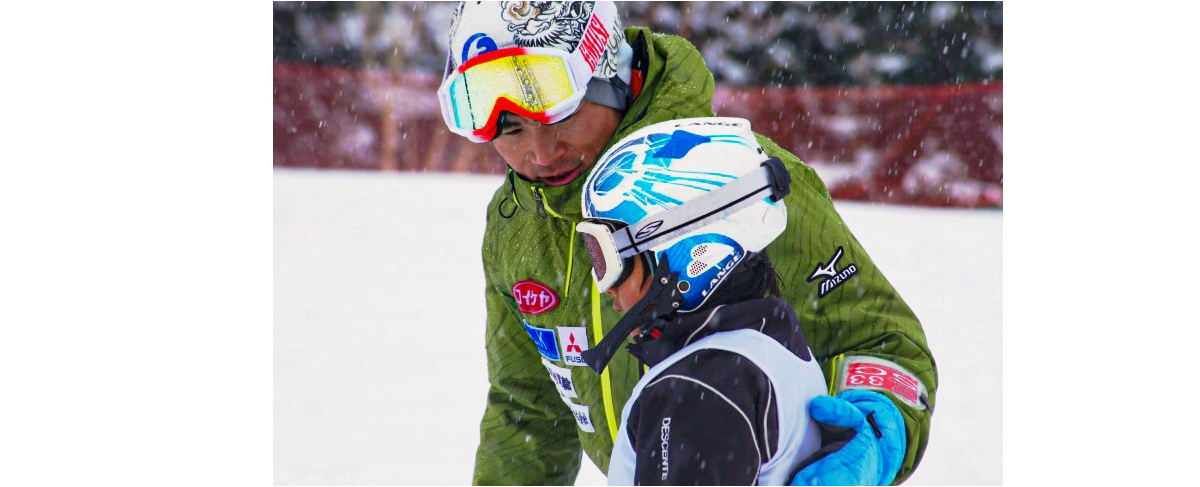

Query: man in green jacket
[438,2,936,484]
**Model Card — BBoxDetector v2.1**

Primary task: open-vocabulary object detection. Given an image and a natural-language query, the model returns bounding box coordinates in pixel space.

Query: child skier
[577,117,834,485]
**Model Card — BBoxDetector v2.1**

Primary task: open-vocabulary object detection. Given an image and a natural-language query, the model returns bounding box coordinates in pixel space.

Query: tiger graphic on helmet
[501,1,593,49]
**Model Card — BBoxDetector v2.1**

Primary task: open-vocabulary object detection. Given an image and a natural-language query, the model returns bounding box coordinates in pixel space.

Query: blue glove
[790,390,907,486]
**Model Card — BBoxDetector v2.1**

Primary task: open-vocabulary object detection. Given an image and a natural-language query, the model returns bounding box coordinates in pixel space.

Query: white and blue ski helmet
[580,117,788,312]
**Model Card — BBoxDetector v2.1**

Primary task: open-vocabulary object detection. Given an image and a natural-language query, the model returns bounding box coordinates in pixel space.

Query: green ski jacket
[473,27,937,485]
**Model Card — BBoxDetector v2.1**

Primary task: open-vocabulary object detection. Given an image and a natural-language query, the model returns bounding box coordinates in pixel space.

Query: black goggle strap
[612,158,791,258]
[580,257,683,374]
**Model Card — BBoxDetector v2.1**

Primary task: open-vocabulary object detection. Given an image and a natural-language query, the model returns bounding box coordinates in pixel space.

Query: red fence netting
[274,63,1001,207]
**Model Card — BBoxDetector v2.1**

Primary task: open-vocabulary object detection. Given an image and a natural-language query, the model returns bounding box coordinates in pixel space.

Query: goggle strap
[581,258,683,374]
[613,160,789,257]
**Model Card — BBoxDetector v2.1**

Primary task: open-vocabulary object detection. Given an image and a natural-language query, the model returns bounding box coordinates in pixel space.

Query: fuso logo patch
[522,320,560,361]
[557,326,590,367]
[512,280,559,314]
[838,355,928,410]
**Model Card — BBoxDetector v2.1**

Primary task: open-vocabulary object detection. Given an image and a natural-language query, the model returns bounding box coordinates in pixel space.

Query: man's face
[490,101,621,187]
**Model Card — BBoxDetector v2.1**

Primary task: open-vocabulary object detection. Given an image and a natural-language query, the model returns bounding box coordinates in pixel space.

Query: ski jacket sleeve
[471,214,583,485]
[755,134,938,484]
[625,350,776,485]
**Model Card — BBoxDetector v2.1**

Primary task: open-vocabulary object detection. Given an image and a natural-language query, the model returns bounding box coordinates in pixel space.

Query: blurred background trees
[273,1,1001,87]
[273,2,1003,207]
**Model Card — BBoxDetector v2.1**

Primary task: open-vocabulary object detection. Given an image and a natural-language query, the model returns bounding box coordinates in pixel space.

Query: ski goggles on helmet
[438,47,594,143]
[576,158,793,293]
[576,220,636,293]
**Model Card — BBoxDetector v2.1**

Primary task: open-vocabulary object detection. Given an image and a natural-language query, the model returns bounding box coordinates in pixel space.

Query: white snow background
[274,169,1002,485]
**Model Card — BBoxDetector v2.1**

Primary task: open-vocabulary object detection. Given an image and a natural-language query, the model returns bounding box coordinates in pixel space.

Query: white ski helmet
[447,1,629,78]
[440,1,633,141]
[578,117,790,312]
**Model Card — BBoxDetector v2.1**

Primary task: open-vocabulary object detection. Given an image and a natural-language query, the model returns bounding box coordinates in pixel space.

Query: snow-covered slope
[274,169,1001,485]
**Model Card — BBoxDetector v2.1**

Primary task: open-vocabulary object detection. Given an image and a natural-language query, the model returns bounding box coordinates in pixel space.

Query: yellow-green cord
[592,280,618,443]
[537,187,566,219]
[828,353,845,395]
[564,230,575,298]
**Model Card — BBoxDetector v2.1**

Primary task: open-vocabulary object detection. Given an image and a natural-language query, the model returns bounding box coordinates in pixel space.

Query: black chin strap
[581,258,683,374]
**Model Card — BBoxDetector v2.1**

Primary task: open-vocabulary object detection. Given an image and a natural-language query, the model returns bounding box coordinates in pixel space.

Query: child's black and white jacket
[606,297,828,485]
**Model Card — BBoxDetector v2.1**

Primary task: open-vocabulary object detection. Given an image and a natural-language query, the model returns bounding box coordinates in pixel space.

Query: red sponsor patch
[844,361,921,405]
[511,280,560,315]
[578,13,609,72]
